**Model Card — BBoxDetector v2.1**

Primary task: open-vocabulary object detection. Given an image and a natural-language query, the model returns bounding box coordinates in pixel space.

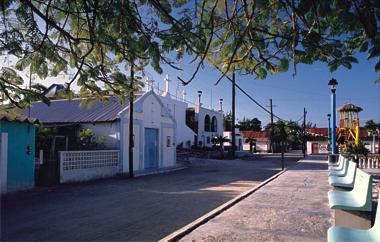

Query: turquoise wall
[0,121,35,192]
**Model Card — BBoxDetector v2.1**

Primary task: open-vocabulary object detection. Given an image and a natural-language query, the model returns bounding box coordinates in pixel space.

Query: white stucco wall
[59,150,119,183]
[80,122,119,149]
[223,130,244,151]
[197,106,223,147]
[159,94,196,148]
[243,141,269,152]
[307,141,329,155]
[121,92,176,173]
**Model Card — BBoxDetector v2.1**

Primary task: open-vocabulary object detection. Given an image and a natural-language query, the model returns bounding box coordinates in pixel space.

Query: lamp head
[328,78,338,92]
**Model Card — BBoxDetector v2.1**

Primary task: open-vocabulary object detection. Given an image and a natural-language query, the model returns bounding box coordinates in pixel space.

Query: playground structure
[337,103,362,147]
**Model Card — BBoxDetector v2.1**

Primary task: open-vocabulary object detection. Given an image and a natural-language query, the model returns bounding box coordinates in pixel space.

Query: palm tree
[266,121,288,153]
[245,138,256,153]
[212,136,230,158]
[365,120,380,153]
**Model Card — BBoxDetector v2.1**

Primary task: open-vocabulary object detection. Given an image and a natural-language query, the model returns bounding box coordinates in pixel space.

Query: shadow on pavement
[1,156,301,242]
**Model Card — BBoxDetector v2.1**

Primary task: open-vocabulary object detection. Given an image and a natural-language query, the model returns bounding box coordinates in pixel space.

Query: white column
[164,74,170,94]
[182,89,186,102]
[39,150,44,165]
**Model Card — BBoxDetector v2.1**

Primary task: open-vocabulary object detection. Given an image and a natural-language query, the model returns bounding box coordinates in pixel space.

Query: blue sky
[146,52,380,128]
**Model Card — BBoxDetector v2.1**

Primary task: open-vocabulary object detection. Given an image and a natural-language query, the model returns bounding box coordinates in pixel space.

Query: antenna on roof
[210,88,213,110]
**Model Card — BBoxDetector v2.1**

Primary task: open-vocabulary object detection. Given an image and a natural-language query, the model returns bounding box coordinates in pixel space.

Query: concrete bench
[329,155,343,167]
[329,161,357,189]
[329,156,345,172]
[329,158,349,177]
[328,201,380,242]
[328,169,372,228]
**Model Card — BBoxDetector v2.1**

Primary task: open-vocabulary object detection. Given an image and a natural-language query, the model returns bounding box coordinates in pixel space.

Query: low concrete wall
[60,150,119,183]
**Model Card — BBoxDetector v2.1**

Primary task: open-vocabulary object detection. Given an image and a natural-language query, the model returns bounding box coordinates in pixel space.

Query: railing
[357,154,380,169]
[344,154,380,169]
[59,150,119,183]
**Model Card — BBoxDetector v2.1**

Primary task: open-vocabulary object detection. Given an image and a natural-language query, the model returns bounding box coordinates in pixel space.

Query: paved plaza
[181,156,332,242]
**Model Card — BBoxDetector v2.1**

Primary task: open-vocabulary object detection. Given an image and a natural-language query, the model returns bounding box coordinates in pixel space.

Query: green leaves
[0,67,24,85]
[329,56,358,72]
[368,46,380,60]
[375,60,380,72]
[278,58,289,72]
[0,67,49,108]
[1,0,380,110]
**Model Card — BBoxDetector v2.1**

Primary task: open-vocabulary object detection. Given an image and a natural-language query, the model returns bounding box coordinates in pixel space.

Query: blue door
[144,128,159,169]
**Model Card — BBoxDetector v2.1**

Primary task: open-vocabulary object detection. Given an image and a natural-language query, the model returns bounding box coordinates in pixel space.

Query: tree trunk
[281,143,285,170]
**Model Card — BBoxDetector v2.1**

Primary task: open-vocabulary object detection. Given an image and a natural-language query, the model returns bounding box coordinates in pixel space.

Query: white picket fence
[59,150,119,183]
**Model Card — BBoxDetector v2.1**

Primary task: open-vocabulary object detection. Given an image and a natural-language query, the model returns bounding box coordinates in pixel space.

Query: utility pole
[128,64,135,178]
[303,108,307,157]
[231,71,236,159]
[269,99,274,153]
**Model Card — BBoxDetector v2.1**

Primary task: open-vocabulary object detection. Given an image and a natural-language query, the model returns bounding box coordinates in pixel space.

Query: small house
[26,90,177,181]
[241,130,270,153]
[0,115,37,193]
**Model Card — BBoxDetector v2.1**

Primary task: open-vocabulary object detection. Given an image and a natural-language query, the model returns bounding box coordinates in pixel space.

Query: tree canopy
[223,111,233,131]
[365,120,380,133]
[1,0,379,109]
[265,120,307,150]
[237,117,261,131]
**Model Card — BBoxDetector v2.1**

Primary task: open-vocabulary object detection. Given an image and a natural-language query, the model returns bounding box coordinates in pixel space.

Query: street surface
[181,156,332,242]
[1,154,301,241]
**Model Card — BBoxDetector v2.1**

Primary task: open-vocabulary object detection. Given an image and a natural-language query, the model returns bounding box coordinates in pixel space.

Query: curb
[134,166,187,177]
[158,169,288,242]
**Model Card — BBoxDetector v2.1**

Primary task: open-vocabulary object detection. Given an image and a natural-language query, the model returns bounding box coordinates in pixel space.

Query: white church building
[156,75,224,148]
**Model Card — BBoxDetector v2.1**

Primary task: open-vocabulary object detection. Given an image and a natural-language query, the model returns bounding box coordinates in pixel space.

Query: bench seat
[329,158,344,171]
[327,226,379,242]
[328,190,369,211]
[328,161,356,189]
[329,159,349,177]
[328,169,372,212]
[329,176,354,188]
[328,155,343,167]
[328,192,380,242]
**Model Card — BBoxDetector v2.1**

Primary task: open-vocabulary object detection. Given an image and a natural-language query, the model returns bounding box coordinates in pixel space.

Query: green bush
[345,142,370,157]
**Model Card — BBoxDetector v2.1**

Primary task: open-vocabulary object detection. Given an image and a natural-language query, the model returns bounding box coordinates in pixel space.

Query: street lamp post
[328,78,338,162]
[327,113,331,151]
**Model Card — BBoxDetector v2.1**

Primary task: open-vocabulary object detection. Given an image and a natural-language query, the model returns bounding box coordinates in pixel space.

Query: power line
[220,74,286,121]
[237,84,285,120]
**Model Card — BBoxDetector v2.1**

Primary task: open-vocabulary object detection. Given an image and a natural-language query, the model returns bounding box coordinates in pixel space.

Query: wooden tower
[337,103,362,145]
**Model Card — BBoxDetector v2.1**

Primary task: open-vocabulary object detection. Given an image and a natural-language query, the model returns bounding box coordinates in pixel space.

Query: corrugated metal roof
[24,96,140,124]
[0,115,38,124]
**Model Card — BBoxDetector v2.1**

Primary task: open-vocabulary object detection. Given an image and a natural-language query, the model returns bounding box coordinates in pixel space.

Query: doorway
[312,143,319,154]
[144,128,159,169]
